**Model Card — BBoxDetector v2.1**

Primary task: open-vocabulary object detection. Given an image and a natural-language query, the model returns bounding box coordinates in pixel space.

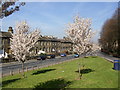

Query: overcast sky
[2,2,118,43]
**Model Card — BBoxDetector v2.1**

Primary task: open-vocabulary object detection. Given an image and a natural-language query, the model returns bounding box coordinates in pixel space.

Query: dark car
[47,54,55,59]
[37,55,46,60]
[60,53,66,57]
[50,54,55,58]
[74,54,79,58]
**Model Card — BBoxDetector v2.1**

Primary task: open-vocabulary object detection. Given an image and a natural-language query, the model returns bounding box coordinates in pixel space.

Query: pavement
[97,51,120,63]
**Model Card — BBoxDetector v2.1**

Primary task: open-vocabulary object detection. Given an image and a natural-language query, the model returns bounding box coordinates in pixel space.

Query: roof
[0,31,73,43]
[38,37,73,43]
[0,32,12,38]
[39,38,60,42]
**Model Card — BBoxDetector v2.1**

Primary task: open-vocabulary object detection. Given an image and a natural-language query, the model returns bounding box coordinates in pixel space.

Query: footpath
[97,51,120,63]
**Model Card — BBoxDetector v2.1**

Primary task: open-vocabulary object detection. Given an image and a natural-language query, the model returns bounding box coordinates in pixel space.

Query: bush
[112,52,119,57]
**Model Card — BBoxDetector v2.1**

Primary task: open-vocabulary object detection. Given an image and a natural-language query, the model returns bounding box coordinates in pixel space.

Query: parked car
[47,55,51,59]
[37,55,46,60]
[46,54,56,59]
[60,53,66,57]
[50,54,55,58]
[74,54,79,58]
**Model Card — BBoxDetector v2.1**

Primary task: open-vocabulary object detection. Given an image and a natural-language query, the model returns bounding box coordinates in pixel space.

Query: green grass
[2,56,119,88]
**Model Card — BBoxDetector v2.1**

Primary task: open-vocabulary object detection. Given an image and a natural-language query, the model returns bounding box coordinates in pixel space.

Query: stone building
[0,27,73,57]
[34,36,73,55]
[0,27,13,57]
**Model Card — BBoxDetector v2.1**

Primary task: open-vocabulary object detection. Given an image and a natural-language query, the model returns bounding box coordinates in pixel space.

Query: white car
[0,50,8,58]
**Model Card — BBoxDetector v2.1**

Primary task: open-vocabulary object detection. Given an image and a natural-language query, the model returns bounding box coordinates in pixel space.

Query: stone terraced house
[0,27,73,58]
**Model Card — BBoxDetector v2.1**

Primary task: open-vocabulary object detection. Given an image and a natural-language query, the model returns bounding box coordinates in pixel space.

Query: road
[1,51,120,76]
[1,55,75,76]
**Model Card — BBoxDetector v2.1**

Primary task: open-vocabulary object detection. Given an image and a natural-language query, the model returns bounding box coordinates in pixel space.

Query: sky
[1,2,118,43]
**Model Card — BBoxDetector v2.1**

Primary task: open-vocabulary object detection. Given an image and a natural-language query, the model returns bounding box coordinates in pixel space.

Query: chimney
[8,27,13,33]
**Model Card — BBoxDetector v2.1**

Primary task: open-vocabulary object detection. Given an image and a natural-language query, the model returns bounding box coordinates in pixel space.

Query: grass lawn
[2,56,119,88]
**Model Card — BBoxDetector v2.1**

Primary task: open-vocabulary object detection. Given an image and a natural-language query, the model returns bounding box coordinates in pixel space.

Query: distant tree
[99,8,119,56]
[10,21,40,77]
[117,7,120,56]
[66,15,95,56]
[0,0,25,19]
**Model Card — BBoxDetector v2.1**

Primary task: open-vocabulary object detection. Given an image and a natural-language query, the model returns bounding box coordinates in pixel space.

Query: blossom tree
[0,1,25,19]
[66,15,95,56]
[10,21,40,77]
[66,15,100,79]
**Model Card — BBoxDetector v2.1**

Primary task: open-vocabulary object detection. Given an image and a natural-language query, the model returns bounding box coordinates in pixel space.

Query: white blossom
[66,15,95,55]
[10,21,40,63]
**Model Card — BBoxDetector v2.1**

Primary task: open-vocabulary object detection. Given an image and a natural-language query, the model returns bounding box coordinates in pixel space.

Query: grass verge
[2,56,119,88]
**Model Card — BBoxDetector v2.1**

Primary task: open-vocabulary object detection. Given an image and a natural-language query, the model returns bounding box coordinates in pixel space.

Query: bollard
[10,70,12,75]
[32,66,34,70]
[26,67,28,72]
[10,70,13,76]
[37,66,39,69]
[2,73,4,77]
[18,69,20,73]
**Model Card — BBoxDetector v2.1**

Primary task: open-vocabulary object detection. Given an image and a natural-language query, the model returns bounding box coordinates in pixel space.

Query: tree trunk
[78,63,82,79]
[22,62,25,78]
